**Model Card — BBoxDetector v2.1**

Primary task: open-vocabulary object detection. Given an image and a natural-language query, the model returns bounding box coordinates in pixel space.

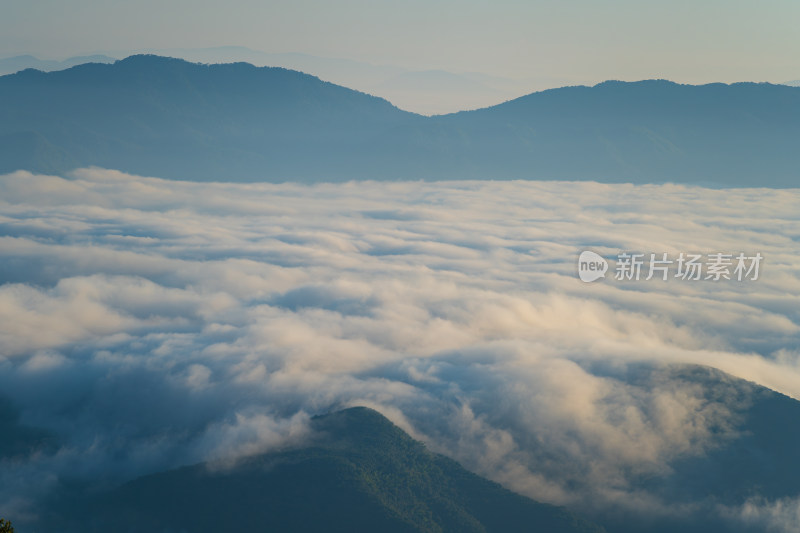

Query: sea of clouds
[1,168,799,529]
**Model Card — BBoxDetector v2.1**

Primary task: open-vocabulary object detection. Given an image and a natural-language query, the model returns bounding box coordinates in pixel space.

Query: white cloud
[1,169,799,527]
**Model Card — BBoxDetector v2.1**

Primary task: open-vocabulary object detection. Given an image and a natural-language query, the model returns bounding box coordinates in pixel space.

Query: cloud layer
[1,169,799,528]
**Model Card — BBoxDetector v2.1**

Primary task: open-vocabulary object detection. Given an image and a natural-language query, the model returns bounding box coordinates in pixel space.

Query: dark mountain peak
[116,53,181,65]
[7,67,47,78]
[54,54,407,112]
[44,405,603,532]
[499,77,796,107]
[111,53,196,72]
[107,53,331,87]
[311,406,421,452]
[0,54,341,94]
[312,405,395,429]
[110,54,262,77]
[593,78,677,88]
[591,79,790,91]
[313,405,395,427]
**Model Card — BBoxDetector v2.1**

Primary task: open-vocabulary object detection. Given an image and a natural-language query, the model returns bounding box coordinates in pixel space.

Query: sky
[2,0,799,85]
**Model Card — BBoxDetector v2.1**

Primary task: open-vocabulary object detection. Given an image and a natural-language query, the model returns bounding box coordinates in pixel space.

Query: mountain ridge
[1,54,798,185]
[8,364,800,532]
[43,406,604,533]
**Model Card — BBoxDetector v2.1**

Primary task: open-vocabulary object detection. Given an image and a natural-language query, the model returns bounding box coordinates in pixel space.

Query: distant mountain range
[0,54,798,186]
[0,48,543,114]
[130,46,538,114]
[0,54,116,76]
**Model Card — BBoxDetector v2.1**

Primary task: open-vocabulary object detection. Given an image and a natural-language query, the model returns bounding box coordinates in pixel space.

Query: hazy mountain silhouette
[128,46,535,114]
[1,55,798,185]
[0,55,420,181]
[0,54,115,76]
[45,407,604,533]
[420,80,800,186]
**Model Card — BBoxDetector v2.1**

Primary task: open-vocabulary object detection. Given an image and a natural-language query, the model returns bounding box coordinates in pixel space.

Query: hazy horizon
[3,0,799,114]
[4,46,800,115]
[3,1,799,82]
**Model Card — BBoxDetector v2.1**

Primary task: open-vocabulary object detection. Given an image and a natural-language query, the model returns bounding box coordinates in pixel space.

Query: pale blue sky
[2,0,799,83]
